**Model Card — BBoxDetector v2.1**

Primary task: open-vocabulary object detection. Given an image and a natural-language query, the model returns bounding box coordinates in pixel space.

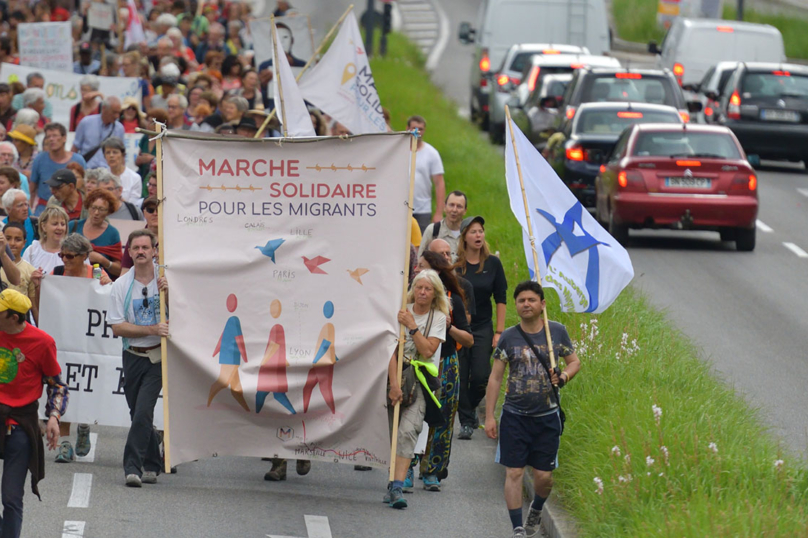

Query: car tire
[735,226,756,251]
[489,123,505,144]
[609,211,629,246]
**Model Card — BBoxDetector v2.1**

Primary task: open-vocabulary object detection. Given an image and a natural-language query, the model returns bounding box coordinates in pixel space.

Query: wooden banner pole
[269,16,289,138]
[155,123,172,471]
[505,105,557,370]
[389,133,418,481]
[254,4,355,139]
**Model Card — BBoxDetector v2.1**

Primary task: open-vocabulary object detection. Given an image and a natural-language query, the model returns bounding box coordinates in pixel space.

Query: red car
[595,123,758,251]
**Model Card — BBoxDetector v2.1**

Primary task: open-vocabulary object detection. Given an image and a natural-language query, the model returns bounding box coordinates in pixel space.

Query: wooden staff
[505,105,557,370]
[269,16,288,138]
[389,133,418,481]
[155,123,172,472]
[254,4,355,138]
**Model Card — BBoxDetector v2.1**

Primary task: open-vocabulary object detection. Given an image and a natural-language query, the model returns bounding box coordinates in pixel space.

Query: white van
[458,0,611,128]
[650,18,785,87]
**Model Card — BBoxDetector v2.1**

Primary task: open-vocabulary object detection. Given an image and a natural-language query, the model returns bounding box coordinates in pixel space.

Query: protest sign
[18,22,73,73]
[161,132,412,468]
[38,132,141,169]
[38,276,164,428]
[1,63,141,130]
[250,15,314,77]
[88,2,115,30]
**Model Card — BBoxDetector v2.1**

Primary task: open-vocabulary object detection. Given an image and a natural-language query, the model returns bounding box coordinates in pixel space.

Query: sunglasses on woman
[58,252,79,260]
[144,206,156,214]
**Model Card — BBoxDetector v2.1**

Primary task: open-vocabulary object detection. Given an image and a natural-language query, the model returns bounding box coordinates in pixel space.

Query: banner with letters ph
[38,276,164,428]
[0,63,141,130]
[162,132,412,468]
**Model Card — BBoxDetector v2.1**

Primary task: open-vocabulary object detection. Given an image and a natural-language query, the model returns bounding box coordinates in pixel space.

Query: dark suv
[716,62,808,162]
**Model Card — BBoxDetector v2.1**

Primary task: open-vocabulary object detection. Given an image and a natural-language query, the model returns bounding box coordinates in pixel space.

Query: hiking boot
[422,474,440,491]
[75,424,91,457]
[524,507,542,536]
[512,526,527,538]
[125,474,142,488]
[402,466,414,493]
[296,459,311,476]
[382,481,393,503]
[264,459,287,481]
[55,440,75,463]
[457,425,474,440]
[142,471,158,484]
[388,486,407,509]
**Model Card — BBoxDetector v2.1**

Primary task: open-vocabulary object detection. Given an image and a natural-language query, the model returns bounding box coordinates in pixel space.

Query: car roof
[528,54,621,68]
[542,73,573,82]
[581,67,672,76]
[678,18,779,33]
[631,123,734,135]
[713,61,740,71]
[509,43,587,54]
[576,102,682,114]
[739,62,808,74]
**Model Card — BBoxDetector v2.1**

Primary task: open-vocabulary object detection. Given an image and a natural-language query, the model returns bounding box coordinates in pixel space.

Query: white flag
[124,0,146,48]
[505,116,634,313]
[271,19,316,137]
[298,12,386,134]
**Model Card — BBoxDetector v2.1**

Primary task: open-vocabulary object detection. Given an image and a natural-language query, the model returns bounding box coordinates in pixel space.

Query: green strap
[410,359,441,409]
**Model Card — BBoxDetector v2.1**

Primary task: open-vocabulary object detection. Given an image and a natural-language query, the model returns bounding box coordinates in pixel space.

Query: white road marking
[756,220,773,233]
[425,0,449,72]
[67,473,93,508]
[62,520,85,538]
[783,242,808,258]
[266,515,333,538]
[798,188,808,198]
[75,433,98,463]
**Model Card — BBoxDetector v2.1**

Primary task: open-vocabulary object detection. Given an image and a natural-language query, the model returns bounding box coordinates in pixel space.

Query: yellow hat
[7,124,37,146]
[0,289,32,313]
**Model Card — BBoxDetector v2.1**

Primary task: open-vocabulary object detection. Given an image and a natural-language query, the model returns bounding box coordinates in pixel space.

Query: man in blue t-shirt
[485,281,581,538]
[28,124,85,215]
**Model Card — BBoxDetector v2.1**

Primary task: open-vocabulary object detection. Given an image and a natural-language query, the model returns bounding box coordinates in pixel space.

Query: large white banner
[38,276,164,428]
[162,132,411,468]
[0,63,141,130]
[18,22,73,73]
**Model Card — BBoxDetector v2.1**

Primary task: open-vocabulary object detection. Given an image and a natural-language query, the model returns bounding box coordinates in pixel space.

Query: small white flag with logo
[505,116,634,313]
[298,12,386,134]
[271,19,316,137]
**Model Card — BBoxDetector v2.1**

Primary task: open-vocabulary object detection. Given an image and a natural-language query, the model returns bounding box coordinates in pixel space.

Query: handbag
[394,308,435,408]
[515,325,566,434]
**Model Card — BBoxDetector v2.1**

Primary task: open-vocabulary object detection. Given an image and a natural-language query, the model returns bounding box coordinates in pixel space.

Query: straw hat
[122,97,145,120]
[7,124,37,146]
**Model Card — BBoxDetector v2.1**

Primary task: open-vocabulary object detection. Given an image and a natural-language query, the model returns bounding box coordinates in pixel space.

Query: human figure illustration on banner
[302,300,338,414]
[208,293,250,411]
[256,299,296,415]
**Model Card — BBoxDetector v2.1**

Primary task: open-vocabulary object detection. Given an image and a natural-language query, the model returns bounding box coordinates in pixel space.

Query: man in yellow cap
[0,289,68,537]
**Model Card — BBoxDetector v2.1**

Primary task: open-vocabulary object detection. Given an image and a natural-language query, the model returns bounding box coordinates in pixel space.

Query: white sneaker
[125,474,142,488]
[512,526,527,538]
[142,471,157,484]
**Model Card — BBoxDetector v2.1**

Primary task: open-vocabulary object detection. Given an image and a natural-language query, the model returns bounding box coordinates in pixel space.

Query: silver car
[511,74,573,149]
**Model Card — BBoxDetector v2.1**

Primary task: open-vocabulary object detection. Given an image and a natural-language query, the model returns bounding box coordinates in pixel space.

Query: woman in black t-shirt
[455,216,507,440]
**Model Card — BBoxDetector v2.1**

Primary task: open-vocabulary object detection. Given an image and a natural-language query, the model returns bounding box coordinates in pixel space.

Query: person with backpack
[96,170,144,222]
[484,281,581,538]
[418,190,468,261]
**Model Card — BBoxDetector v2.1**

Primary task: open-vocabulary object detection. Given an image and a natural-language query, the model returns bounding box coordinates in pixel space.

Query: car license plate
[665,177,711,188]
[760,109,800,122]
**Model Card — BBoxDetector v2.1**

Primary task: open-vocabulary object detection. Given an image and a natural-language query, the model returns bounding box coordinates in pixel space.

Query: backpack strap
[125,202,139,220]
[432,221,441,239]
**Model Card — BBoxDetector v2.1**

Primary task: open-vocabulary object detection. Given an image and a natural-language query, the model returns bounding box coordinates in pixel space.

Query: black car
[546,102,683,207]
[716,62,808,162]
[549,67,697,135]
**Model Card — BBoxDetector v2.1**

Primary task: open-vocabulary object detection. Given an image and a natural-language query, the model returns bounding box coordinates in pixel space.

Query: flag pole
[269,16,288,138]
[254,4,355,138]
[389,132,417,481]
[155,123,172,472]
[505,105,557,371]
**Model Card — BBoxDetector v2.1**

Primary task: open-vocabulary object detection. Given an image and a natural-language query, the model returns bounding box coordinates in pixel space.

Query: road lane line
[62,520,85,538]
[67,473,93,508]
[304,515,333,538]
[75,433,98,463]
[798,188,808,198]
[756,220,773,233]
[783,242,808,258]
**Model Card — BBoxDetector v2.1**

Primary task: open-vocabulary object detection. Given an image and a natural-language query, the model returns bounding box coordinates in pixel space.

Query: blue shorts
[495,409,562,471]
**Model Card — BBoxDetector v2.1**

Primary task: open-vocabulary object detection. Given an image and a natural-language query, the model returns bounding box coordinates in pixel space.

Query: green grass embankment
[370,33,808,537]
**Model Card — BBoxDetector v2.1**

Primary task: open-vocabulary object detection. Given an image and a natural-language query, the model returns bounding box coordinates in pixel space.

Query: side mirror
[540,96,559,109]
[706,91,719,101]
[648,41,660,55]
[687,100,703,113]
[458,22,475,44]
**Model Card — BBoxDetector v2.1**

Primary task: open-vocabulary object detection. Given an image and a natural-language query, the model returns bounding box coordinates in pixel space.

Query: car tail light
[716,26,734,33]
[673,63,684,85]
[617,111,643,118]
[480,49,490,73]
[618,171,627,187]
[570,63,585,69]
[566,147,584,161]
[731,173,757,192]
[728,91,741,120]
[704,106,713,117]
[599,165,606,173]
[565,106,576,120]
[480,77,488,88]
[772,70,791,77]
[497,74,509,86]
[527,67,540,92]
[615,73,642,79]
[679,110,691,123]
[617,170,646,191]
[511,77,521,85]
[676,160,701,167]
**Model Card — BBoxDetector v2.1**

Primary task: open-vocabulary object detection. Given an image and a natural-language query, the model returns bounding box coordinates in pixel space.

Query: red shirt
[62,192,84,221]
[0,324,60,409]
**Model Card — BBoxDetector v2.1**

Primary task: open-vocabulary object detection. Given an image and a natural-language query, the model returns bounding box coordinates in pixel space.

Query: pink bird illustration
[303,256,331,274]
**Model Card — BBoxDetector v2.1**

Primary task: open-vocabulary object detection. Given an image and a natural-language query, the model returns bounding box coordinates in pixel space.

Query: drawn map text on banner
[162,133,412,468]
[18,22,73,73]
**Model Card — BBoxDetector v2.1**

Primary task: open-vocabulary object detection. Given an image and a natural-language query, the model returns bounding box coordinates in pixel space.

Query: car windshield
[632,132,742,159]
[510,53,538,74]
[741,72,808,99]
[575,110,681,135]
[542,79,570,98]
[582,75,676,106]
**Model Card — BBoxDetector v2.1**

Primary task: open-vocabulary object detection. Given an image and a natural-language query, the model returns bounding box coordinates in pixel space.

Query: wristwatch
[409,327,419,336]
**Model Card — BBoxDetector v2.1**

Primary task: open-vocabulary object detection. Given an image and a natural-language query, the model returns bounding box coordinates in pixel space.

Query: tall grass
[371,34,808,537]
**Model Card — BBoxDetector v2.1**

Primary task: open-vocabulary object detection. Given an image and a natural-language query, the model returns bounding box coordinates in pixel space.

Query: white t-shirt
[106,268,161,348]
[118,167,144,208]
[21,241,63,274]
[403,304,446,366]
[413,142,444,214]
